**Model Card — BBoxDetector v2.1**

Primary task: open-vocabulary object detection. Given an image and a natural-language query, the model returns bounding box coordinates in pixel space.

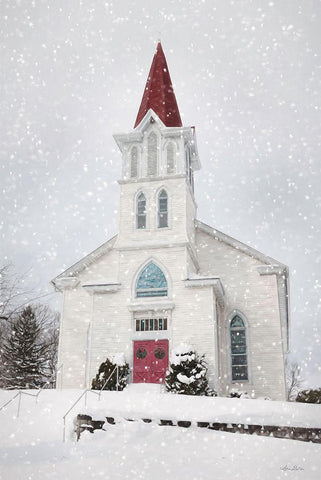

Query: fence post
[116,366,119,391]
[17,393,22,418]
[63,417,66,443]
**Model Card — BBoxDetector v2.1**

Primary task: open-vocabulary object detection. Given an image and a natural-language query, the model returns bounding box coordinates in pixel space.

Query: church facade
[52,43,289,400]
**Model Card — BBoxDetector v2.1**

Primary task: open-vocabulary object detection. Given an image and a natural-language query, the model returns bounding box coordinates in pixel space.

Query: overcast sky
[1,0,320,387]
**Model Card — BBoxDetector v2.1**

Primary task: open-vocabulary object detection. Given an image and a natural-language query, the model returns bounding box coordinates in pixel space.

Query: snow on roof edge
[51,234,118,286]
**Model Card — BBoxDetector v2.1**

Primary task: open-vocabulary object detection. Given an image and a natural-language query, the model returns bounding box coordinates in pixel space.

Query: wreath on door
[136,347,147,359]
[155,347,165,359]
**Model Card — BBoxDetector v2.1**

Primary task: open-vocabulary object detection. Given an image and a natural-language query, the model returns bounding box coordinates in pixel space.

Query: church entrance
[133,340,169,383]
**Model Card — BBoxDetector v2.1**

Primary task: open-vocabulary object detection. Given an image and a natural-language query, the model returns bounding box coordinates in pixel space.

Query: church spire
[134,42,182,128]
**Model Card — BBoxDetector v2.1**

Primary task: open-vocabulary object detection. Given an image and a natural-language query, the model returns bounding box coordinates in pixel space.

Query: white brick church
[52,42,289,400]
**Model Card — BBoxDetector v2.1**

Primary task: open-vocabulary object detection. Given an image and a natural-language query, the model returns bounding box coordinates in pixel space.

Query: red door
[133,340,168,383]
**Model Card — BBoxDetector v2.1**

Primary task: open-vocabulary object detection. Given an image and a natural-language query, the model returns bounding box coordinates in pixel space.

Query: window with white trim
[157,189,168,228]
[136,192,146,229]
[230,315,248,381]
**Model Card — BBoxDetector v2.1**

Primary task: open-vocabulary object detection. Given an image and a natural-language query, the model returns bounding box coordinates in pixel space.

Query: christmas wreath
[155,347,165,359]
[136,347,147,359]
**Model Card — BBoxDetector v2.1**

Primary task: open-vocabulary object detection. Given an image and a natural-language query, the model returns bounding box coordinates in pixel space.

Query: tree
[0,264,60,388]
[165,343,216,396]
[0,264,33,322]
[2,306,51,389]
[286,361,304,401]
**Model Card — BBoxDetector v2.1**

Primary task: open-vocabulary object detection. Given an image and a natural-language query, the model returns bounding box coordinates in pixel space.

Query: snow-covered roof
[196,220,286,268]
[51,234,117,290]
[196,220,290,353]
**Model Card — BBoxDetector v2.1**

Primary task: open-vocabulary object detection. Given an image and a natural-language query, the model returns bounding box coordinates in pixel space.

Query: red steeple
[134,42,182,128]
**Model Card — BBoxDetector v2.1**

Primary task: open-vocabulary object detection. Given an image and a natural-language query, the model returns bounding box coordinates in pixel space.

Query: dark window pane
[136,320,140,331]
[158,213,168,228]
[232,354,248,366]
[231,330,246,343]
[232,366,248,381]
[231,315,245,328]
[231,344,246,354]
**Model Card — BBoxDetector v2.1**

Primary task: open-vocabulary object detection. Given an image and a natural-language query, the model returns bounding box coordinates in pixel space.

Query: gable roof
[51,234,117,288]
[134,42,182,128]
[196,220,286,268]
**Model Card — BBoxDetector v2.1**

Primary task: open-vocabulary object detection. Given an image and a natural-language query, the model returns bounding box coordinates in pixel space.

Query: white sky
[1,0,320,386]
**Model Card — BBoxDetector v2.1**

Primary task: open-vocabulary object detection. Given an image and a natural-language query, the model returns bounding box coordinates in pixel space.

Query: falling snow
[1,0,321,476]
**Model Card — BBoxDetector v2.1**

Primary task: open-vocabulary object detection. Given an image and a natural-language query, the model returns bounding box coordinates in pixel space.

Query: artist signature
[280,465,304,472]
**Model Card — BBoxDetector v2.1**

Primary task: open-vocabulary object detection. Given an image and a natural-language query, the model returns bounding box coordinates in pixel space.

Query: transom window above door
[135,318,168,331]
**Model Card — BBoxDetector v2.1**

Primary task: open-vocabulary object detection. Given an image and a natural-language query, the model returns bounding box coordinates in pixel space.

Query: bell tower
[113,42,201,254]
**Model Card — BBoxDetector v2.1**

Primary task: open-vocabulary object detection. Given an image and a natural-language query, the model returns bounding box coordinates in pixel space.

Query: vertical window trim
[229,313,249,383]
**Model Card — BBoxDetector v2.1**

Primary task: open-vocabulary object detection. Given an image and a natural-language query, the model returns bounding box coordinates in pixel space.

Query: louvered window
[130,146,138,178]
[166,142,175,174]
[147,132,157,176]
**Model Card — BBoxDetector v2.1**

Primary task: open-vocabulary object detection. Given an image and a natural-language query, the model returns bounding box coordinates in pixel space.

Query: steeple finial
[134,42,182,128]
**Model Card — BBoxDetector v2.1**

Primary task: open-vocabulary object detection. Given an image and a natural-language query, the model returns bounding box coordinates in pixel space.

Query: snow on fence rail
[75,413,321,444]
[62,365,120,442]
[0,363,64,417]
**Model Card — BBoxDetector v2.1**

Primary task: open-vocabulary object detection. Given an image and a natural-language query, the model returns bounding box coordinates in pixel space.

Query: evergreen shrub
[91,354,129,391]
[165,343,216,396]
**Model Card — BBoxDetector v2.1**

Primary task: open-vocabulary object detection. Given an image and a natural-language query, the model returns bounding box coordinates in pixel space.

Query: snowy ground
[0,387,320,480]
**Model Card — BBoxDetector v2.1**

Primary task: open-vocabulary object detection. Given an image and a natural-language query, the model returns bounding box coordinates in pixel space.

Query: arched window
[136,262,167,297]
[157,189,168,228]
[166,142,175,174]
[136,192,146,229]
[147,132,157,176]
[230,315,248,381]
[130,146,138,178]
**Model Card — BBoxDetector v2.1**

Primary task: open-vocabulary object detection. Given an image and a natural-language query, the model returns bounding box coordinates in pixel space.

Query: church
[52,42,290,400]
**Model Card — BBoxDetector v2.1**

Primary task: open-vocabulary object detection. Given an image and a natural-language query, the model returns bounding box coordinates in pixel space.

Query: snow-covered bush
[296,388,321,404]
[228,389,250,399]
[91,354,129,391]
[165,343,216,396]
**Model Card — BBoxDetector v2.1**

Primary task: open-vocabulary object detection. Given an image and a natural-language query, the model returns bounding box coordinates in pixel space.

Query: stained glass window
[158,189,168,228]
[136,192,146,229]
[230,315,248,381]
[136,263,167,297]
